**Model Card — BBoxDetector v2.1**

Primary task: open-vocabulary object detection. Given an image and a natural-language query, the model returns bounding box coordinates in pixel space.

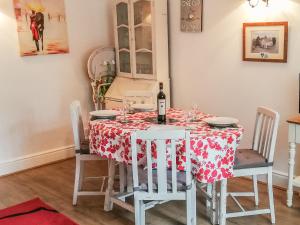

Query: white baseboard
[255,169,288,189]
[0,145,75,176]
[273,169,288,188]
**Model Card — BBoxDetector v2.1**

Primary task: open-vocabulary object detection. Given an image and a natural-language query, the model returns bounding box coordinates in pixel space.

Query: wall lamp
[247,0,269,8]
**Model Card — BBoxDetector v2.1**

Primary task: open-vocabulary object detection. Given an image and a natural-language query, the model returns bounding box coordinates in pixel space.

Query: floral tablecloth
[89,109,244,183]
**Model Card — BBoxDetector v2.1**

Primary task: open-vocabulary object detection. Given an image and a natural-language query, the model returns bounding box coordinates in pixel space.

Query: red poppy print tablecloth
[89,109,244,183]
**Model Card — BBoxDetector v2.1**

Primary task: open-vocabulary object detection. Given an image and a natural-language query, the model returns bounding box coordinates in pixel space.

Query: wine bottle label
[158,99,166,115]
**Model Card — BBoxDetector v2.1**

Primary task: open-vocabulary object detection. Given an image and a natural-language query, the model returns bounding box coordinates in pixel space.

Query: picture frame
[13,0,69,57]
[180,0,203,33]
[243,22,288,63]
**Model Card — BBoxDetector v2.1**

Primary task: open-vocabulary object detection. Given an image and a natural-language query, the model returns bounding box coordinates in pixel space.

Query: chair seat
[234,149,273,170]
[136,167,188,192]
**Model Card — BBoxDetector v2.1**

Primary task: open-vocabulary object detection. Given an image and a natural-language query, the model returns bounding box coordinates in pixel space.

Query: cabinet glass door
[116,2,131,74]
[133,0,153,76]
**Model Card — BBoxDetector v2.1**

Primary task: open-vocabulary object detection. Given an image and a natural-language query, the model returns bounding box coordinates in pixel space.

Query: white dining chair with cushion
[131,129,197,225]
[207,106,280,225]
[70,100,124,205]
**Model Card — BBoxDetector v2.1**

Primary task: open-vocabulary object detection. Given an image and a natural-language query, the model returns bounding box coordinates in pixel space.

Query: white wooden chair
[131,129,197,225]
[70,100,124,205]
[206,107,280,225]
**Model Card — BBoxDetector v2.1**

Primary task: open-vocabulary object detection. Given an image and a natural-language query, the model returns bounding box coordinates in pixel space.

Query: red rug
[0,198,78,225]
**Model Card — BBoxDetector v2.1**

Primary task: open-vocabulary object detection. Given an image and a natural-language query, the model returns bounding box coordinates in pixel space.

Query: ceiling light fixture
[247,0,269,8]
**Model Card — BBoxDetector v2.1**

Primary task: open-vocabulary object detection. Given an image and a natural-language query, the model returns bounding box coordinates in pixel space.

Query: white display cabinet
[107,0,170,108]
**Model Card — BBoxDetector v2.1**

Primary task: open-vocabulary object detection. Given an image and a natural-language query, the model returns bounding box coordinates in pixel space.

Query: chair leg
[134,198,139,225]
[140,201,146,225]
[191,181,197,225]
[211,182,217,225]
[206,182,217,225]
[206,183,212,216]
[186,187,192,225]
[267,168,276,224]
[253,175,259,206]
[186,181,196,225]
[79,160,85,191]
[104,159,116,211]
[219,179,227,225]
[73,156,81,206]
[134,198,144,225]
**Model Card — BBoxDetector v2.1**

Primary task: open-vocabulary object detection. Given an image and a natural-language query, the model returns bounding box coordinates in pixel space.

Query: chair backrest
[124,90,153,104]
[70,100,85,151]
[131,129,192,200]
[252,106,280,163]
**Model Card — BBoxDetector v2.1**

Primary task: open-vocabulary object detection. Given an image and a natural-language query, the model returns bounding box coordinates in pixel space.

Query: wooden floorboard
[0,159,300,225]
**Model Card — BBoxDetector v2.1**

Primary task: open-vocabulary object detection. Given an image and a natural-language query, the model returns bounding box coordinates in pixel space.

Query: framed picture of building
[243,22,288,63]
[13,0,69,56]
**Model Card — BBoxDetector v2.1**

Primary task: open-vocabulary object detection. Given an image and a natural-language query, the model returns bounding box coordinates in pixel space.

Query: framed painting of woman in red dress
[13,0,69,56]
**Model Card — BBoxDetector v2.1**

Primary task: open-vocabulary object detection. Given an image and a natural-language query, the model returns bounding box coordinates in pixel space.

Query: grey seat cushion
[136,167,188,192]
[234,149,273,170]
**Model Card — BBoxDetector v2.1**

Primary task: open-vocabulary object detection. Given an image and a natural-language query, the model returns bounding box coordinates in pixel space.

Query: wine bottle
[157,82,166,124]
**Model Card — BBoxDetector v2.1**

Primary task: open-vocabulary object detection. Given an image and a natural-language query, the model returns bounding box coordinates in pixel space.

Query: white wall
[0,0,113,174]
[169,0,300,186]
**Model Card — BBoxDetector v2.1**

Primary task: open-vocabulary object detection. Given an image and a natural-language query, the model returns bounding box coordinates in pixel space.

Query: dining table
[88,108,244,213]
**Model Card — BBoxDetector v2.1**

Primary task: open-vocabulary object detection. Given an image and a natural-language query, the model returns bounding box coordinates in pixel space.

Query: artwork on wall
[180,0,203,32]
[243,22,288,63]
[13,0,69,56]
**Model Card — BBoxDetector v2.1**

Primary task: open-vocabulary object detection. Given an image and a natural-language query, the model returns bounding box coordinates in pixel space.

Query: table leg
[119,163,125,193]
[287,142,296,207]
[104,159,116,211]
[126,165,133,193]
[219,179,227,225]
[211,182,217,225]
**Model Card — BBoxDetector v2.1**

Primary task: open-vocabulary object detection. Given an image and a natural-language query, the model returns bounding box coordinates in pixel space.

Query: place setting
[89,110,119,121]
[203,117,240,129]
[130,103,156,113]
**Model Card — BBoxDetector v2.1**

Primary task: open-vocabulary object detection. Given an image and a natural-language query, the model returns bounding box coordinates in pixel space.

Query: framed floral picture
[13,0,69,57]
[243,22,288,63]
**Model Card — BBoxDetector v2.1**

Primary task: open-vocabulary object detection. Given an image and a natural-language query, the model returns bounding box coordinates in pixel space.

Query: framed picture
[181,0,203,32]
[243,22,288,63]
[13,0,69,57]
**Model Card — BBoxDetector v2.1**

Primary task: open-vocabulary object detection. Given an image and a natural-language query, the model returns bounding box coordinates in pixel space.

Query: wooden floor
[0,159,300,225]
